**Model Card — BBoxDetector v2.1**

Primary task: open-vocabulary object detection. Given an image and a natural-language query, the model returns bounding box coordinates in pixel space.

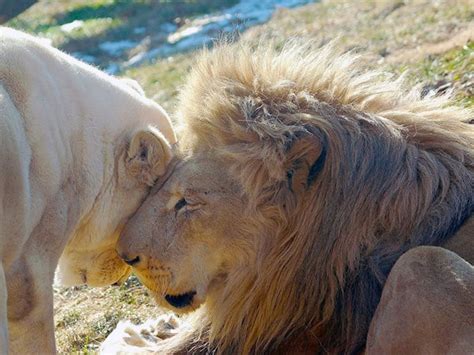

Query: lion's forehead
[158,159,239,201]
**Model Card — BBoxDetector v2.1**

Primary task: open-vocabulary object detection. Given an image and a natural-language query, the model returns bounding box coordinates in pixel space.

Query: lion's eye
[174,198,187,211]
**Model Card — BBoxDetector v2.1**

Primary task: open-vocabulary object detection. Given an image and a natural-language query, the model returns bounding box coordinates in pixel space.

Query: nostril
[123,255,141,266]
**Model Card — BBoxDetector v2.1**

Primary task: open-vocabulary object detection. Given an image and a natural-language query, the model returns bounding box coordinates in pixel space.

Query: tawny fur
[118,41,473,354]
[175,41,473,353]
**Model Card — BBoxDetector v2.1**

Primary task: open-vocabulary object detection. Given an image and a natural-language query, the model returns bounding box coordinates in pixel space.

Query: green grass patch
[125,54,193,113]
[420,42,473,79]
[409,42,473,108]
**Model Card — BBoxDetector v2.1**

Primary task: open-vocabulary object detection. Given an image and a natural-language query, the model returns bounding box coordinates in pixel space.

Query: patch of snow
[125,51,152,67]
[99,40,137,56]
[167,14,232,44]
[60,20,84,33]
[123,0,315,69]
[72,52,96,64]
[164,0,314,51]
[168,25,202,44]
[124,46,176,68]
[126,52,148,67]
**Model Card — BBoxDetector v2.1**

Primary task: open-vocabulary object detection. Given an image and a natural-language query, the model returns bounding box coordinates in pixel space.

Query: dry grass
[5,0,474,353]
[54,276,159,353]
[124,0,473,114]
[240,0,473,107]
[245,0,473,57]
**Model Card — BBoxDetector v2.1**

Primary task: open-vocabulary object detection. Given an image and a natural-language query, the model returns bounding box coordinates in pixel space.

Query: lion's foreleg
[7,256,56,354]
[152,321,210,355]
[0,263,9,354]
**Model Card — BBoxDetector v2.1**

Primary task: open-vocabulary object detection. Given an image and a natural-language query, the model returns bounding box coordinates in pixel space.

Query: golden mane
[175,41,474,353]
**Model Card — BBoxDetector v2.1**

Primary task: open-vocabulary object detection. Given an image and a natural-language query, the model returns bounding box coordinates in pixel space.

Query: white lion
[0,27,176,354]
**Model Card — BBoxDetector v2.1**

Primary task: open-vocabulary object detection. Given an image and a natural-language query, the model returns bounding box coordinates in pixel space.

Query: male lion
[0,28,176,353]
[116,41,473,354]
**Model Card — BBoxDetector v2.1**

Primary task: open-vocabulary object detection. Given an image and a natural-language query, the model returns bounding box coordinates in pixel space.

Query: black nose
[121,255,141,266]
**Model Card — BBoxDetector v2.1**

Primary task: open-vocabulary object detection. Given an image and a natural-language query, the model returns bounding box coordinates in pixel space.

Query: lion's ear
[120,77,146,96]
[284,133,327,195]
[126,126,173,186]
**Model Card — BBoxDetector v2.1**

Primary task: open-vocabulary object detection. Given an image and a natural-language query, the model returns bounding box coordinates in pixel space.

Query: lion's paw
[145,314,181,340]
[99,315,182,354]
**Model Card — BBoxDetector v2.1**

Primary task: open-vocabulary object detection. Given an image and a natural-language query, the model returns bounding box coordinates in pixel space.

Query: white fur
[0,27,176,353]
[100,315,184,354]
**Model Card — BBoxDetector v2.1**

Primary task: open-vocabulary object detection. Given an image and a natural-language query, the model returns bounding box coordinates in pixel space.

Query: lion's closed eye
[175,198,187,211]
[174,197,203,216]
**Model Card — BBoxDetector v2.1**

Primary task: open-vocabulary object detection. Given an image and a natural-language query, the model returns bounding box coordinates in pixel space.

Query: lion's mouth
[165,291,196,308]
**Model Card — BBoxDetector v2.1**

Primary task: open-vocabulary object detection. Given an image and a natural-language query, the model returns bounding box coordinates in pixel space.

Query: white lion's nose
[122,255,141,266]
[117,251,146,268]
[116,234,147,268]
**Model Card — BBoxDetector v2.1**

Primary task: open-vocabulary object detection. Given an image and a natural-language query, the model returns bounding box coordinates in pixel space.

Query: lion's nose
[119,253,143,267]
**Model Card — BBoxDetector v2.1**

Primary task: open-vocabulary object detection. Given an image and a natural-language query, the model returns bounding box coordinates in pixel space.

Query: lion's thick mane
[176,42,473,353]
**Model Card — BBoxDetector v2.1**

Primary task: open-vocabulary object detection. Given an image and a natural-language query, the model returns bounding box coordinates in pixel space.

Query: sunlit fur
[161,41,473,353]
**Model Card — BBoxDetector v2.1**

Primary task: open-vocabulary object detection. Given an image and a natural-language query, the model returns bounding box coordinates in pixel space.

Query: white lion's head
[56,124,174,287]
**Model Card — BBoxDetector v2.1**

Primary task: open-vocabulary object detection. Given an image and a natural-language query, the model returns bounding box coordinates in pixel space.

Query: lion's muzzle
[165,291,196,308]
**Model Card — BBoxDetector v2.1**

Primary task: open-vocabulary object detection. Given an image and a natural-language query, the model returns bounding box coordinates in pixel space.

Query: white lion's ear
[126,126,173,186]
[120,78,146,96]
